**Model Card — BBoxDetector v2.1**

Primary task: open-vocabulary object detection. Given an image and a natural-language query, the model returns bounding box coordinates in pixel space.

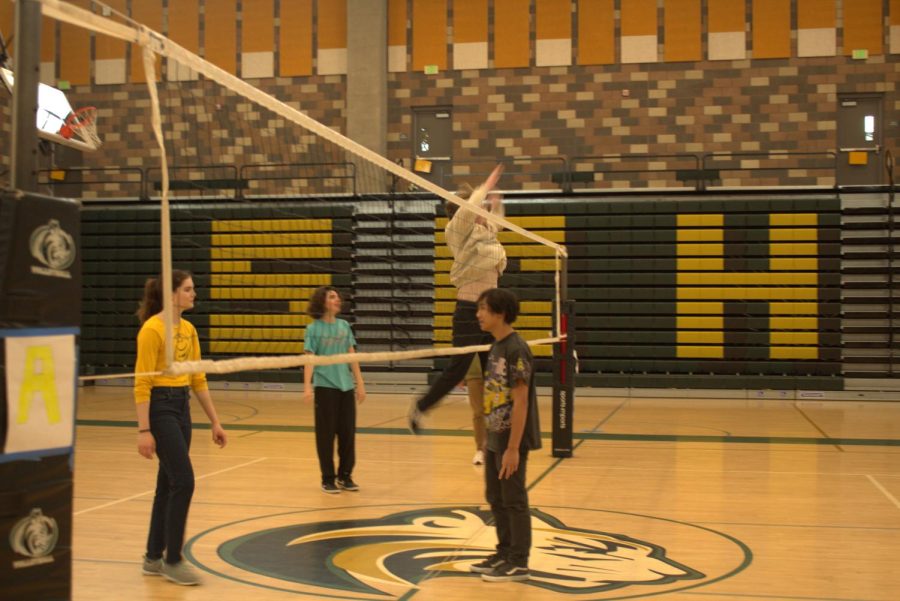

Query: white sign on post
[4,333,76,455]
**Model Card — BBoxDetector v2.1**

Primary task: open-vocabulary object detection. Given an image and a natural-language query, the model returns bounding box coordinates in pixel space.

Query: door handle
[840,146,880,153]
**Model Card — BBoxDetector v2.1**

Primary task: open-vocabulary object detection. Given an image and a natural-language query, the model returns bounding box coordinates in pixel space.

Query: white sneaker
[472,450,485,465]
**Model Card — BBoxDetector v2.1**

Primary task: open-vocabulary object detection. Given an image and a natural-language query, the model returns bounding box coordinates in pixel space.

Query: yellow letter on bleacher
[17,345,60,424]
[676,213,820,360]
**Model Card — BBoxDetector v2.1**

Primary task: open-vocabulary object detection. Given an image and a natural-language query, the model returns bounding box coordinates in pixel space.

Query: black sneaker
[408,403,425,435]
[336,477,359,491]
[321,482,340,494]
[481,561,529,582]
[469,554,505,574]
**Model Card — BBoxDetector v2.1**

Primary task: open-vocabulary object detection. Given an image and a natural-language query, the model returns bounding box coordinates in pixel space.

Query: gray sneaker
[141,555,162,576]
[160,560,201,586]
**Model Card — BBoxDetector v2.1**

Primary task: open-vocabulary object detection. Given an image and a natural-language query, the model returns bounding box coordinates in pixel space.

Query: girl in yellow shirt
[133,269,226,586]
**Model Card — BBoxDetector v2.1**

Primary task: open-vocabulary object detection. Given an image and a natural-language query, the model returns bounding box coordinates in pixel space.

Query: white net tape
[79,337,560,382]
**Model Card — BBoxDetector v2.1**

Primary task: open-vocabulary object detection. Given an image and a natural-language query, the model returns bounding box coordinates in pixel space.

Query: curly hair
[307,286,339,319]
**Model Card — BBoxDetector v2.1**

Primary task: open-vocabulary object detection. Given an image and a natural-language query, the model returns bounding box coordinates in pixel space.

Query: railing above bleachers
[36,149,896,201]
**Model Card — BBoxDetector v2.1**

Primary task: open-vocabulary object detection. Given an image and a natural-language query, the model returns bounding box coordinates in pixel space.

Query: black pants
[146,386,194,565]
[485,448,531,567]
[417,300,492,412]
[314,387,356,484]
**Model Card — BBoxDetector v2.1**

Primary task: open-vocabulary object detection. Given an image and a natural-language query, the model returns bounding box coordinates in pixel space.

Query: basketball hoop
[59,106,100,148]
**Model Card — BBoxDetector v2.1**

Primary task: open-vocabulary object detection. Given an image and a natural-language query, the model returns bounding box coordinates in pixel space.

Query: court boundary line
[865,474,900,512]
[793,402,844,452]
[74,419,900,446]
[527,400,627,491]
[690,590,878,601]
[73,457,267,516]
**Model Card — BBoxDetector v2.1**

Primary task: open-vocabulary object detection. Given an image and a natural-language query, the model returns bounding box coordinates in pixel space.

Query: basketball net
[59,106,101,148]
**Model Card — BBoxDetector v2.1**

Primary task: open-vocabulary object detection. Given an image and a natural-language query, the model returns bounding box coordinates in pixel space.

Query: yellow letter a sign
[18,345,61,424]
[4,333,76,455]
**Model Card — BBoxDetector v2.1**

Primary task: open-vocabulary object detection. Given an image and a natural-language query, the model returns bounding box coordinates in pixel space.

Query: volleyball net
[37,0,568,382]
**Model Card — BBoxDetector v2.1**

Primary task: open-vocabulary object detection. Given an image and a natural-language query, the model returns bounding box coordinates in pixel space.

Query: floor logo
[186,504,750,599]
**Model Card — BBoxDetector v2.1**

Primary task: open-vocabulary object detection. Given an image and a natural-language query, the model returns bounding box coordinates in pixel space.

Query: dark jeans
[314,387,356,484]
[416,300,492,412]
[146,386,194,565]
[485,448,531,567]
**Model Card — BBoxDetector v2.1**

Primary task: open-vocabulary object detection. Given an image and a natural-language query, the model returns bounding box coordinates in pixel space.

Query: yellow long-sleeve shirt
[134,314,208,403]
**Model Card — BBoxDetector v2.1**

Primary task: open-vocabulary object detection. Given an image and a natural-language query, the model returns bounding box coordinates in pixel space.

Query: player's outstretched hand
[484,163,504,192]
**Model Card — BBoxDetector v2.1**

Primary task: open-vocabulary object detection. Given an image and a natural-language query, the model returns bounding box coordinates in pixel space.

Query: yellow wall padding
[412,0,448,70]
[204,0,238,74]
[753,0,790,59]
[494,0,530,68]
[577,0,614,65]
[280,0,313,76]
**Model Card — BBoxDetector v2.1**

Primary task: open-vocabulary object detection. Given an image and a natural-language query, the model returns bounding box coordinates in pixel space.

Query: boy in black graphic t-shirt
[469,288,541,583]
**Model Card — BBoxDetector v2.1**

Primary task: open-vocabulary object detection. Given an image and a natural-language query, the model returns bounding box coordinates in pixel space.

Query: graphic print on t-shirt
[174,322,193,362]
[484,351,531,433]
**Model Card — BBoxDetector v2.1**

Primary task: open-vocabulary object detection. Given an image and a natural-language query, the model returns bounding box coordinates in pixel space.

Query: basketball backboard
[1,67,99,152]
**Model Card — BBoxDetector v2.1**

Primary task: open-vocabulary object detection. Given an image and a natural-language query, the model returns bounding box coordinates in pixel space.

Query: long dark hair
[136,269,192,324]
[307,286,338,320]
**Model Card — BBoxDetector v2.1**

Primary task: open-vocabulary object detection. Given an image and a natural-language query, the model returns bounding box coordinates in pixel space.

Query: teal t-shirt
[303,318,357,392]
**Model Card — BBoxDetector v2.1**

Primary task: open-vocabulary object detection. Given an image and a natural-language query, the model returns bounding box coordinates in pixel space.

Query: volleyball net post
[551,253,575,458]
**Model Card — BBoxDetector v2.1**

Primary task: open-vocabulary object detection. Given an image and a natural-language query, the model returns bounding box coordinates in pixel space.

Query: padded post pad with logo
[0,455,73,600]
[0,189,80,600]
[0,189,81,327]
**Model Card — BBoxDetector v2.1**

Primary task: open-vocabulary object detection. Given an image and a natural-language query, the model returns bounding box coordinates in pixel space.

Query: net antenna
[41,0,568,377]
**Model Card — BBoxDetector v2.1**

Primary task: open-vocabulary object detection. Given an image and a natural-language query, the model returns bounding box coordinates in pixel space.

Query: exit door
[837,95,883,186]
[412,108,452,188]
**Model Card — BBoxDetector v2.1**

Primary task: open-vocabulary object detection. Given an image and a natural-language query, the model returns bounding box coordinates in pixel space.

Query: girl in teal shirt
[303,286,366,493]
